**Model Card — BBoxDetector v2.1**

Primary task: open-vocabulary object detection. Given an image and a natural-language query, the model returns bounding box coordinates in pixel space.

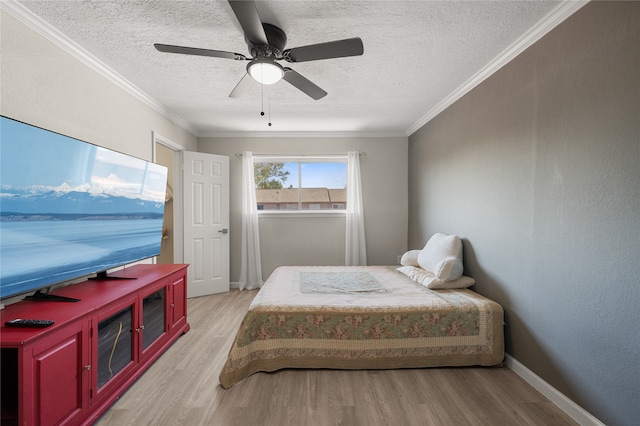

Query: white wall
[198,136,408,282]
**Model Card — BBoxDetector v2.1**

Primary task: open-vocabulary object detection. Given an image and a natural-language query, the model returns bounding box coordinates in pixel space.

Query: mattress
[219,265,504,388]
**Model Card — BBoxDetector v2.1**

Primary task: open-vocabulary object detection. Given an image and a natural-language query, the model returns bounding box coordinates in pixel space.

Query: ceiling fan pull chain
[260,80,265,117]
[268,88,272,127]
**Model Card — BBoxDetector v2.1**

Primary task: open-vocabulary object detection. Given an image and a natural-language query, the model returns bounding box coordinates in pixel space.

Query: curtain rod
[234,152,366,158]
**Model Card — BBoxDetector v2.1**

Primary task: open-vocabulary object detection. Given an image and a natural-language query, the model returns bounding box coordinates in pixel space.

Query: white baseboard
[505,354,605,426]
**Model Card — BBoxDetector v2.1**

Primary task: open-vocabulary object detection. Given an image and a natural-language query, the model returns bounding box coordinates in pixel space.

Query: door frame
[152,132,185,264]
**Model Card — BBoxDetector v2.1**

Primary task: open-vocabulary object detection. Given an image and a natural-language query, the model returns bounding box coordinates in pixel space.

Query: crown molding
[407,0,590,136]
[1,0,198,136]
[198,130,408,139]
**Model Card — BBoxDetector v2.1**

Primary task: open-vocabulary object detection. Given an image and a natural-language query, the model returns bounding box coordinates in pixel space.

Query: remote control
[5,319,54,328]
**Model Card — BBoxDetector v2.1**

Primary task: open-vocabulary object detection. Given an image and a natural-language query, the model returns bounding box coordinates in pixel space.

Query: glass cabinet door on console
[97,307,133,389]
[141,287,167,355]
[93,297,137,399]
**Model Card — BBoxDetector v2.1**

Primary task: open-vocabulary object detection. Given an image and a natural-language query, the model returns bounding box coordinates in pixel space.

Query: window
[254,157,347,212]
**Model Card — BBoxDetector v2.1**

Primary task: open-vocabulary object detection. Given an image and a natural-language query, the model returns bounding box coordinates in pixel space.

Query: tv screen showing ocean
[0,218,164,297]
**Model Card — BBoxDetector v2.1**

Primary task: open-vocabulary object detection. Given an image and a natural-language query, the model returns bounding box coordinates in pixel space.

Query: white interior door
[183,151,229,297]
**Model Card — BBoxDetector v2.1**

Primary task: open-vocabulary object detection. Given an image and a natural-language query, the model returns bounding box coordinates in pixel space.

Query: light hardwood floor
[96,289,577,426]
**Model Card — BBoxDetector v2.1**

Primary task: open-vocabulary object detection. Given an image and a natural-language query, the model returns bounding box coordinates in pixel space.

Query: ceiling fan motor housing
[249,23,287,58]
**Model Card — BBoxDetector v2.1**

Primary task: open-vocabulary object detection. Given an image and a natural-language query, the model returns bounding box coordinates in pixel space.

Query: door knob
[218,228,228,234]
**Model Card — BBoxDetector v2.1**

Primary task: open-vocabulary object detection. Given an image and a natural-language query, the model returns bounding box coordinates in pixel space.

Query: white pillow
[417,233,464,281]
[397,265,475,290]
[400,250,421,266]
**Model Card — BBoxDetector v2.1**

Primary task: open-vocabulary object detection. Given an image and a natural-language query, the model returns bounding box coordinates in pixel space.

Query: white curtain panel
[238,151,263,290]
[345,151,367,266]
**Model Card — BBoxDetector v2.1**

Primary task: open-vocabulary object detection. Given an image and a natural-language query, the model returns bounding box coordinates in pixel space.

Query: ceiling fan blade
[228,0,269,46]
[282,68,327,100]
[229,73,255,98]
[283,37,364,63]
[154,43,247,60]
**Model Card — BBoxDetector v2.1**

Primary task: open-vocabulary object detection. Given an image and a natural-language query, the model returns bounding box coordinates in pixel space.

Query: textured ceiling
[13,1,574,136]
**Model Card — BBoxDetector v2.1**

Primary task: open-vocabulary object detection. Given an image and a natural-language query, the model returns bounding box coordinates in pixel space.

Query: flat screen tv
[0,116,168,301]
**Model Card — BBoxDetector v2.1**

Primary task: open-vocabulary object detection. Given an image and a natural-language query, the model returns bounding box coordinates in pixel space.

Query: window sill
[258,210,347,218]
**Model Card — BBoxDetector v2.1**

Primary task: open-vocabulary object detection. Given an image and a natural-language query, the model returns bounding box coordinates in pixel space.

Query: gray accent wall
[408,3,639,425]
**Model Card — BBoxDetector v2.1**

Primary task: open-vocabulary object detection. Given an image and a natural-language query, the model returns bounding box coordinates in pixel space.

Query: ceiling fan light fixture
[247,59,284,85]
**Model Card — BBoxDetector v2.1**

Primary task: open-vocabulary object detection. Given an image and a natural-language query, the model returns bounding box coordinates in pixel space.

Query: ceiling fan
[154,0,364,100]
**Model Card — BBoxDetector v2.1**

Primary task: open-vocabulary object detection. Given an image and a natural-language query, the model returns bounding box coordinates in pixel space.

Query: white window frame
[253,154,348,217]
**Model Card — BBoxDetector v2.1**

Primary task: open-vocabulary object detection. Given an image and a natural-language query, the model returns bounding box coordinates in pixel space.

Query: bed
[219,263,504,388]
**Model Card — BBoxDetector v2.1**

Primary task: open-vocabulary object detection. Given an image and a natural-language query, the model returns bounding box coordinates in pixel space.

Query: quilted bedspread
[219,266,504,388]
